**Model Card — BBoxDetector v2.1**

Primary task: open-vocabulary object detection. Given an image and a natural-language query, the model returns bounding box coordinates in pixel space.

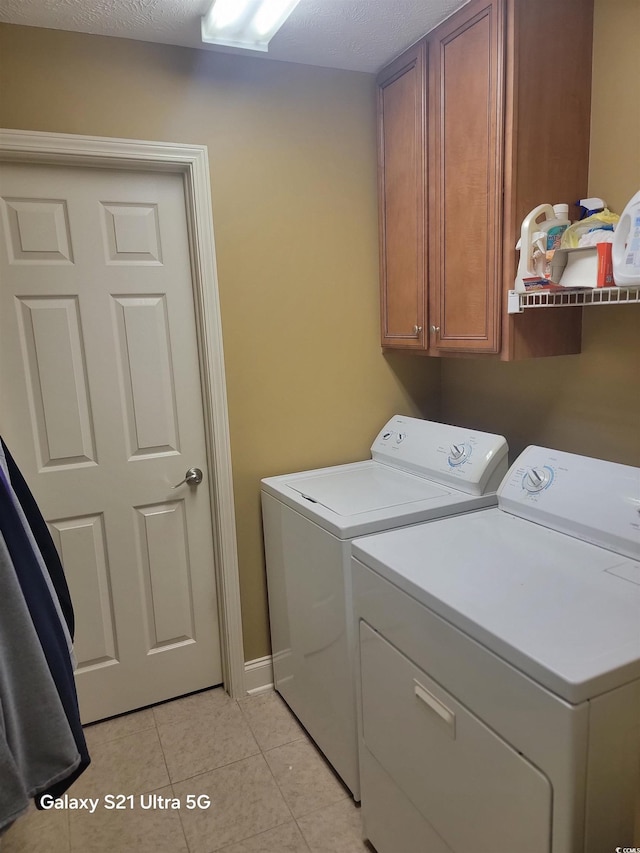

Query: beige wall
[441,0,640,467]
[0,24,439,661]
[589,0,640,213]
[1,0,637,663]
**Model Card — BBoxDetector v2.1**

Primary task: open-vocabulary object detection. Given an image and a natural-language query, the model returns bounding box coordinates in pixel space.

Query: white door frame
[0,128,246,698]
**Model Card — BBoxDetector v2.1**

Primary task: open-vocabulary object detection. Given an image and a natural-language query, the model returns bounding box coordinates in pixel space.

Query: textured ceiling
[0,0,468,73]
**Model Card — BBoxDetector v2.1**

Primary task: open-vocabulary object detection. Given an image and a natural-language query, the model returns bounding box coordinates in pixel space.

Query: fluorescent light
[201,0,302,52]
[206,0,252,30]
[253,0,299,36]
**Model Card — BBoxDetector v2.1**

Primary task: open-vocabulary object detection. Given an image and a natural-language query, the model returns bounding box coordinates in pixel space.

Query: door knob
[172,467,203,488]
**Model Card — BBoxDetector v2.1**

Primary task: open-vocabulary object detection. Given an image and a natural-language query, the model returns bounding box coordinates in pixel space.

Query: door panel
[134,499,195,650]
[16,294,96,467]
[50,514,116,670]
[0,162,223,722]
[111,294,180,457]
[429,0,503,353]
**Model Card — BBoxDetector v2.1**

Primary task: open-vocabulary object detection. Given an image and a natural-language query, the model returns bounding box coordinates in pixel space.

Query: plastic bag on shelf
[560,209,619,249]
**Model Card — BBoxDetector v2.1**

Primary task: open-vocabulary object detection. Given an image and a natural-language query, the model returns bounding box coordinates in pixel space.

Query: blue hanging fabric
[1,439,75,638]
[0,532,80,832]
[0,459,90,808]
[0,443,75,669]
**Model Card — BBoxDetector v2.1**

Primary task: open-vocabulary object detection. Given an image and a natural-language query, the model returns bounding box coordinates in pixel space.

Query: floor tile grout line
[259,730,353,806]
[151,720,192,853]
[176,750,294,853]
[160,744,300,793]
[152,696,264,786]
[238,691,309,751]
[292,789,352,820]
[259,734,317,757]
[175,799,193,853]
[73,726,173,802]
[164,744,264,787]
[293,799,366,852]
[293,816,314,853]
[259,743,298,825]
[252,702,352,825]
[82,722,157,748]
[236,697,275,750]
[210,815,304,853]
[160,693,296,851]
[233,700,258,742]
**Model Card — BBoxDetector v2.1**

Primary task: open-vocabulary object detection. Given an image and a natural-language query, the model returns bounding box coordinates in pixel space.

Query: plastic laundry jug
[612,190,640,288]
[514,204,570,291]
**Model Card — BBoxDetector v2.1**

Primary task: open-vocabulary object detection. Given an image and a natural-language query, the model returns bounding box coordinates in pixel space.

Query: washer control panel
[371,416,508,496]
[498,446,640,561]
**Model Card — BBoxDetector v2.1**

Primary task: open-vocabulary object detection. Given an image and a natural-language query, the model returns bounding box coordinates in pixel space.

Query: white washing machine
[352,446,640,853]
[261,415,508,799]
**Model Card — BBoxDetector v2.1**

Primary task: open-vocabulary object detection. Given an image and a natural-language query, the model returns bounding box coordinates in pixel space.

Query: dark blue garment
[0,466,89,800]
[1,440,75,638]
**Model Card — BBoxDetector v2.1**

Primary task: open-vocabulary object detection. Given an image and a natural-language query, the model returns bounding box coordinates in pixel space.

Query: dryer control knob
[523,467,551,492]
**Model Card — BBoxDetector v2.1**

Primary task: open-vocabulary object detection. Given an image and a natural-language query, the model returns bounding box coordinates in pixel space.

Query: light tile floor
[3,688,371,853]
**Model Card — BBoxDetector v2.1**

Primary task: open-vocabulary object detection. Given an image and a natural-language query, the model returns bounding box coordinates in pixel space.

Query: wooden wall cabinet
[377,0,594,359]
[378,41,427,350]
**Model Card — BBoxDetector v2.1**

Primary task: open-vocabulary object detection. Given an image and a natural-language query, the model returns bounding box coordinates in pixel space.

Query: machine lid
[288,465,450,515]
[352,509,640,703]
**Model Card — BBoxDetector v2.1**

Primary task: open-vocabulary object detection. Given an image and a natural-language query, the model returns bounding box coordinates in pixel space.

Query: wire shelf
[508,287,640,313]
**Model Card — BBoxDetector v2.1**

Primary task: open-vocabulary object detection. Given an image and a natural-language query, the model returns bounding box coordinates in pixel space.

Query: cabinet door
[377,41,428,349]
[428,0,504,353]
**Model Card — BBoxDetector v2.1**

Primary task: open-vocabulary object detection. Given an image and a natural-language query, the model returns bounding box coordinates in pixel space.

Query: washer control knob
[396,432,407,444]
[448,443,470,466]
[523,467,551,492]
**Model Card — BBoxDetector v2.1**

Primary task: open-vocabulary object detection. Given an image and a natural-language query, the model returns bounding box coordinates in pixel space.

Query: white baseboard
[244,655,274,695]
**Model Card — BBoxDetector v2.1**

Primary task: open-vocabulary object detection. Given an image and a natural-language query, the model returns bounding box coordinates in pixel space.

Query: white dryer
[261,415,508,799]
[352,446,640,853]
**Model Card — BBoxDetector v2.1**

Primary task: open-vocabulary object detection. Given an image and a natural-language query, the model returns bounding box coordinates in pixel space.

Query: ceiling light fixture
[201,0,302,52]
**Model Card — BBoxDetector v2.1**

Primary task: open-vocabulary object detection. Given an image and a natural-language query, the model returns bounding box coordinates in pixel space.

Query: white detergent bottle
[515,204,569,290]
[544,203,571,282]
[545,204,570,253]
[612,190,640,288]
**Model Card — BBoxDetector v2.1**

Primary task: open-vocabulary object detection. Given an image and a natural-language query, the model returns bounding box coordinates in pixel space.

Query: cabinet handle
[413,325,422,336]
[430,325,440,335]
[414,679,456,737]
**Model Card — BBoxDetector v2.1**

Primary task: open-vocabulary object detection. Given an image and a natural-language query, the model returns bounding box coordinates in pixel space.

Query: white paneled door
[0,163,223,722]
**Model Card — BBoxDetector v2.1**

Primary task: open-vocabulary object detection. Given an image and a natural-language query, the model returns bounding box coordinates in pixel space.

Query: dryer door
[360,622,552,853]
